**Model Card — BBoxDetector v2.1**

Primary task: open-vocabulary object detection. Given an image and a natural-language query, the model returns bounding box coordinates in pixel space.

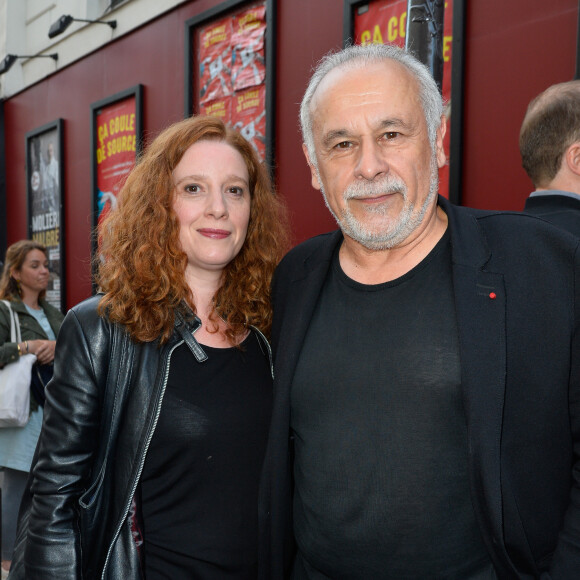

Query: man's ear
[565,142,580,177]
[435,115,447,169]
[302,144,322,191]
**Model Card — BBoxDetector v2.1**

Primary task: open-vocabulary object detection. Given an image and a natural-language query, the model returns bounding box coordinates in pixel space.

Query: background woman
[10,116,289,579]
[0,240,63,579]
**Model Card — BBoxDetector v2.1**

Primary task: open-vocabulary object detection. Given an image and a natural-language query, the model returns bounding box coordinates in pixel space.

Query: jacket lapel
[443,197,516,575]
[273,231,341,400]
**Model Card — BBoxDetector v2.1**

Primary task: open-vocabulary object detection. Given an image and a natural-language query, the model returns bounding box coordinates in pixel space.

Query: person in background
[260,43,580,579]
[9,115,289,580]
[40,142,59,213]
[520,79,580,236]
[0,240,63,580]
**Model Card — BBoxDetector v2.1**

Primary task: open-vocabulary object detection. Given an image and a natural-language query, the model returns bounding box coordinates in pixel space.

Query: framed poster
[343,0,465,205]
[25,119,65,312]
[185,0,276,169]
[90,85,143,272]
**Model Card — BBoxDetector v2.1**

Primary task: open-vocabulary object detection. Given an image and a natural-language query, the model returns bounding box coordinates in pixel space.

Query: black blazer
[524,192,580,238]
[260,196,580,579]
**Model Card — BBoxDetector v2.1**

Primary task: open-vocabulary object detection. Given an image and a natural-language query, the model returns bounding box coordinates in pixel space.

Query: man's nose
[354,140,388,181]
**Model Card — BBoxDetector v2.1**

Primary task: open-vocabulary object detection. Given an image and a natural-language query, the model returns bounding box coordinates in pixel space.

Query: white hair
[300,43,444,166]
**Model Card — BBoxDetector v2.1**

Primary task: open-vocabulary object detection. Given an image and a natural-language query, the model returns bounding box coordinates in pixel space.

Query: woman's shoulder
[54,294,124,351]
[67,294,105,322]
[0,297,21,317]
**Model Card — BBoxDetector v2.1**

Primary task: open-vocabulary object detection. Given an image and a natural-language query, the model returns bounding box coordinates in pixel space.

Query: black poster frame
[576,0,580,79]
[25,118,66,312]
[89,84,143,287]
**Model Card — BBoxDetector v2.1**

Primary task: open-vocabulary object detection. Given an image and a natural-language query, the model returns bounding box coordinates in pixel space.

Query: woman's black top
[140,330,272,579]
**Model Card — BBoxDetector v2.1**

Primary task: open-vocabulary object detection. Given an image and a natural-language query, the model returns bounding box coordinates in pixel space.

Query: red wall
[2,0,579,309]
[461,0,578,209]
[4,0,236,308]
[274,0,339,241]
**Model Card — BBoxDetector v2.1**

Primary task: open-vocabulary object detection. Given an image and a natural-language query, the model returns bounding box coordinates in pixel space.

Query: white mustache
[344,176,407,200]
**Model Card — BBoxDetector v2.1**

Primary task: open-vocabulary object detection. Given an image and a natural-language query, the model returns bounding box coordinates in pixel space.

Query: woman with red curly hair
[10,116,290,580]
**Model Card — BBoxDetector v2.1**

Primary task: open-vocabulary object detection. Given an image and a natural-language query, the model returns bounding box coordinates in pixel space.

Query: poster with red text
[354,0,407,47]
[95,96,137,231]
[199,16,234,104]
[232,85,266,160]
[200,95,233,122]
[354,0,454,198]
[231,4,266,91]
[196,1,267,161]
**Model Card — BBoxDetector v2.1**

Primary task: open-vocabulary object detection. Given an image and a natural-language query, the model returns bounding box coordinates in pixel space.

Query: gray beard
[318,156,439,250]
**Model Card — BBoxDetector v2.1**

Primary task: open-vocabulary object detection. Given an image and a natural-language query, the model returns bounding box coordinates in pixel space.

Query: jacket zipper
[100,324,272,577]
[251,325,274,379]
[100,339,183,579]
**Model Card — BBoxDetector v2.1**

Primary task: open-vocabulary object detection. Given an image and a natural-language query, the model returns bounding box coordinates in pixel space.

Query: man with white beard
[259,43,580,579]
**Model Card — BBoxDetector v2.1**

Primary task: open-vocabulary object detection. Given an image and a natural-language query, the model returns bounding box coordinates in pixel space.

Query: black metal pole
[576,0,580,79]
[405,0,445,91]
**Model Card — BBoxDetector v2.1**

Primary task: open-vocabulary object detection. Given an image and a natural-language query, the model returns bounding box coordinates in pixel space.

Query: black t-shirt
[141,331,272,580]
[291,231,495,579]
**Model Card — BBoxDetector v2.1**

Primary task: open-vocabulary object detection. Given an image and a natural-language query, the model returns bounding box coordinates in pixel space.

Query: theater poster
[90,85,143,269]
[347,0,459,202]
[186,0,275,167]
[26,119,65,311]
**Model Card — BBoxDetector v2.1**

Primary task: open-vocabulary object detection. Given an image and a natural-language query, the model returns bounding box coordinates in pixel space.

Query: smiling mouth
[349,192,399,206]
[198,228,230,239]
[359,193,396,202]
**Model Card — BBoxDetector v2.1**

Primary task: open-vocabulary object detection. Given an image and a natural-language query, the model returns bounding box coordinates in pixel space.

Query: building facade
[0,0,578,310]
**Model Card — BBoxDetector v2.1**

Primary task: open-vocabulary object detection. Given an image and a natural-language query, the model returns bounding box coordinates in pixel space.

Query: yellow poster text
[32,228,59,248]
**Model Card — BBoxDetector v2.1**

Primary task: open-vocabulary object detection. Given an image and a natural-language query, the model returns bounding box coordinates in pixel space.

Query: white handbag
[0,300,37,427]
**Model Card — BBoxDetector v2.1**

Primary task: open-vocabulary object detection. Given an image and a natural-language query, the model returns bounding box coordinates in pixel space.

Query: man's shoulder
[445,197,575,236]
[443,197,525,223]
[522,192,580,238]
[442,198,580,266]
[525,191,580,207]
[472,206,578,239]
[278,230,341,269]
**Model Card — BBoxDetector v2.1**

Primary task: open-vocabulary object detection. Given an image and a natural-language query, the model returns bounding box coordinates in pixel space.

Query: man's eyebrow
[321,129,352,148]
[321,118,416,148]
[377,117,414,131]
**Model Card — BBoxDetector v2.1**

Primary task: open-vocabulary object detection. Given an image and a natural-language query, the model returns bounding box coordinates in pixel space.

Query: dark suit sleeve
[547,242,580,578]
[270,264,284,358]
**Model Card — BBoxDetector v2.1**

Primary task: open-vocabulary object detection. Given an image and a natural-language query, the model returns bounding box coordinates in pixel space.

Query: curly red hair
[96,116,289,344]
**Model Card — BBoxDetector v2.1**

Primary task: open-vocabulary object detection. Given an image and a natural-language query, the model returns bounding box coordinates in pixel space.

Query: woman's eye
[184,184,200,194]
[228,186,245,196]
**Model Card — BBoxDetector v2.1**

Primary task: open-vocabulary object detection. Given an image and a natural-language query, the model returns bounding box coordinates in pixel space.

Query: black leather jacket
[10,294,273,579]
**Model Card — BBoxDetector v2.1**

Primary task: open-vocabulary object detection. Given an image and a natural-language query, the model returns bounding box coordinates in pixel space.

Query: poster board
[25,119,65,311]
[90,85,143,281]
[185,0,276,169]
